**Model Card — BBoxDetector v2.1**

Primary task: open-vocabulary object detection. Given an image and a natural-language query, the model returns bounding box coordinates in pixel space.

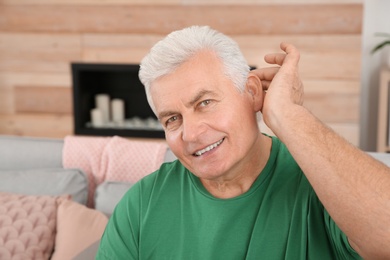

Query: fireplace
[71,63,165,139]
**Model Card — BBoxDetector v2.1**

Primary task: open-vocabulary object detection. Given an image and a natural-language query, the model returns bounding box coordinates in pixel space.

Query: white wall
[360,0,390,151]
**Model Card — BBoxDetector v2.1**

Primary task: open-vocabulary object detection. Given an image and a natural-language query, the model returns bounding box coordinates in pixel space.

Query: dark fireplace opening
[71,63,165,139]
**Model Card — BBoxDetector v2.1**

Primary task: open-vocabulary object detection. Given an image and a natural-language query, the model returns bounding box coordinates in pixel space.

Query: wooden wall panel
[0,86,13,114]
[0,113,73,138]
[0,33,81,73]
[0,72,71,114]
[182,0,363,4]
[82,34,164,49]
[234,34,362,79]
[300,52,361,80]
[0,0,179,4]
[303,79,360,122]
[81,33,362,80]
[81,34,164,63]
[242,48,361,80]
[0,33,81,61]
[304,93,359,123]
[0,60,73,74]
[0,72,72,88]
[0,5,362,35]
[0,0,363,4]
[0,2,364,146]
[14,86,72,114]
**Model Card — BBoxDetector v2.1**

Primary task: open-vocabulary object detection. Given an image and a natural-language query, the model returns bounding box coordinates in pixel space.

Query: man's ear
[246,72,263,112]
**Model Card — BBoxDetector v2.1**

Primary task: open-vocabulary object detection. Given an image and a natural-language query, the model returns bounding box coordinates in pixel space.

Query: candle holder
[71,63,165,139]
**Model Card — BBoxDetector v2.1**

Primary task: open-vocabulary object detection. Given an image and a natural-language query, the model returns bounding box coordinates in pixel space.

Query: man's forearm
[271,105,390,259]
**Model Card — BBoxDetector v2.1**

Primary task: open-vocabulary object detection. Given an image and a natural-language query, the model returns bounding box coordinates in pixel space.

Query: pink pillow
[0,192,63,260]
[51,198,108,259]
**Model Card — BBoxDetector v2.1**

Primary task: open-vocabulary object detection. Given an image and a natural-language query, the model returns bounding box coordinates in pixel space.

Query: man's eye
[166,116,178,125]
[199,100,211,107]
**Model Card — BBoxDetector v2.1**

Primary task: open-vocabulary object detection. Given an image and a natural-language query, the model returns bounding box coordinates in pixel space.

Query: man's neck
[200,135,272,199]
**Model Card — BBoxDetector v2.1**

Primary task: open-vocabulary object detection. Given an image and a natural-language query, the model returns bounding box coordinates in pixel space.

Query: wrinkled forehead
[151,54,237,113]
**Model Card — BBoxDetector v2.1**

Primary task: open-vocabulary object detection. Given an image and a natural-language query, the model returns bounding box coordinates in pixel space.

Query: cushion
[63,136,168,207]
[0,135,63,170]
[94,181,133,217]
[0,192,64,260]
[51,199,108,260]
[0,168,89,205]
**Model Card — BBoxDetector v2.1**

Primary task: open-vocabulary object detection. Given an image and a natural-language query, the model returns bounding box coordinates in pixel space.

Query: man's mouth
[193,138,224,157]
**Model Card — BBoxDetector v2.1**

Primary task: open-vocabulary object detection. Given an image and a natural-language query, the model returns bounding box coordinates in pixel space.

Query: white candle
[95,94,110,123]
[91,108,104,128]
[111,98,125,123]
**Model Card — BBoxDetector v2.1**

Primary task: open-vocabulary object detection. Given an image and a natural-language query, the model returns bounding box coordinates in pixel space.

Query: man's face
[151,51,261,181]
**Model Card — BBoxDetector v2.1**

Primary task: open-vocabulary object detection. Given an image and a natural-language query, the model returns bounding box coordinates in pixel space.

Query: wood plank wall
[0,0,363,145]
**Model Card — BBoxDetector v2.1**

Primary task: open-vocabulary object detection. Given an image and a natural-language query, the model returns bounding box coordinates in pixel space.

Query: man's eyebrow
[187,89,215,107]
[157,110,176,121]
[157,89,216,120]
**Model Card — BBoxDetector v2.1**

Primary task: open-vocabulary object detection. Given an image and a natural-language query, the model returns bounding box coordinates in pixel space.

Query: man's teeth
[194,139,223,156]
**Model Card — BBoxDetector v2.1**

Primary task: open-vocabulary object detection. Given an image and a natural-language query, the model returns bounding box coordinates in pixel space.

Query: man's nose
[182,117,206,142]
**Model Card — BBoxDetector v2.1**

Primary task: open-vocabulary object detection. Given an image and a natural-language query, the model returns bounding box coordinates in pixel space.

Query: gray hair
[139,25,250,112]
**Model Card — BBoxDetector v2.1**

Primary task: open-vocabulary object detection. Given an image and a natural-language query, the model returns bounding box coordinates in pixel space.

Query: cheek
[220,101,252,124]
[227,105,258,134]
[165,130,183,155]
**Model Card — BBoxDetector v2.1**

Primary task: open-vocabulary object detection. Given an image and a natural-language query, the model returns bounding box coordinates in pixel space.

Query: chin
[182,155,231,179]
[191,166,227,180]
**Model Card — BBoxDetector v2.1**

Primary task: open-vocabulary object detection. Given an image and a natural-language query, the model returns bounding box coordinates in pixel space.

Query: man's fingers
[264,43,300,67]
[280,42,300,66]
[250,67,279,81]
[264,53,286,66]
[261,80,271,90]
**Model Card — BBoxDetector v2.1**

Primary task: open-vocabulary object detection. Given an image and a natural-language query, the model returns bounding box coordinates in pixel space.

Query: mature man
[96,26,390,259]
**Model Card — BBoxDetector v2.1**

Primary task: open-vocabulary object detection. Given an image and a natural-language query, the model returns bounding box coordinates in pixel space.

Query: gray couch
[0,135,176,259]
[0,135,177,210]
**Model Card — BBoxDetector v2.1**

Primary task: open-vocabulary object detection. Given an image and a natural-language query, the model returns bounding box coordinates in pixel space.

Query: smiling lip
[193,138,224,156]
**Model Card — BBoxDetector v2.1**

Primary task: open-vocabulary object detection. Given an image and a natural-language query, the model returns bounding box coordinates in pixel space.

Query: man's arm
[254,43,390,259]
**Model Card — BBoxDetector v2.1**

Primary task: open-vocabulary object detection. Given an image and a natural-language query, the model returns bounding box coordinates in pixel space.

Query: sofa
[1,135,389,260]
[0,134,176,260]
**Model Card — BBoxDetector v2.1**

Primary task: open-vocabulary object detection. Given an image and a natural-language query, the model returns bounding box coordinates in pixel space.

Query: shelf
[71,63,164,139]
[377,69,390,152]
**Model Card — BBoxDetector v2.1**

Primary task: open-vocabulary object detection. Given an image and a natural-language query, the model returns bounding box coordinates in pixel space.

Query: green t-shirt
[96,137,362,260]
